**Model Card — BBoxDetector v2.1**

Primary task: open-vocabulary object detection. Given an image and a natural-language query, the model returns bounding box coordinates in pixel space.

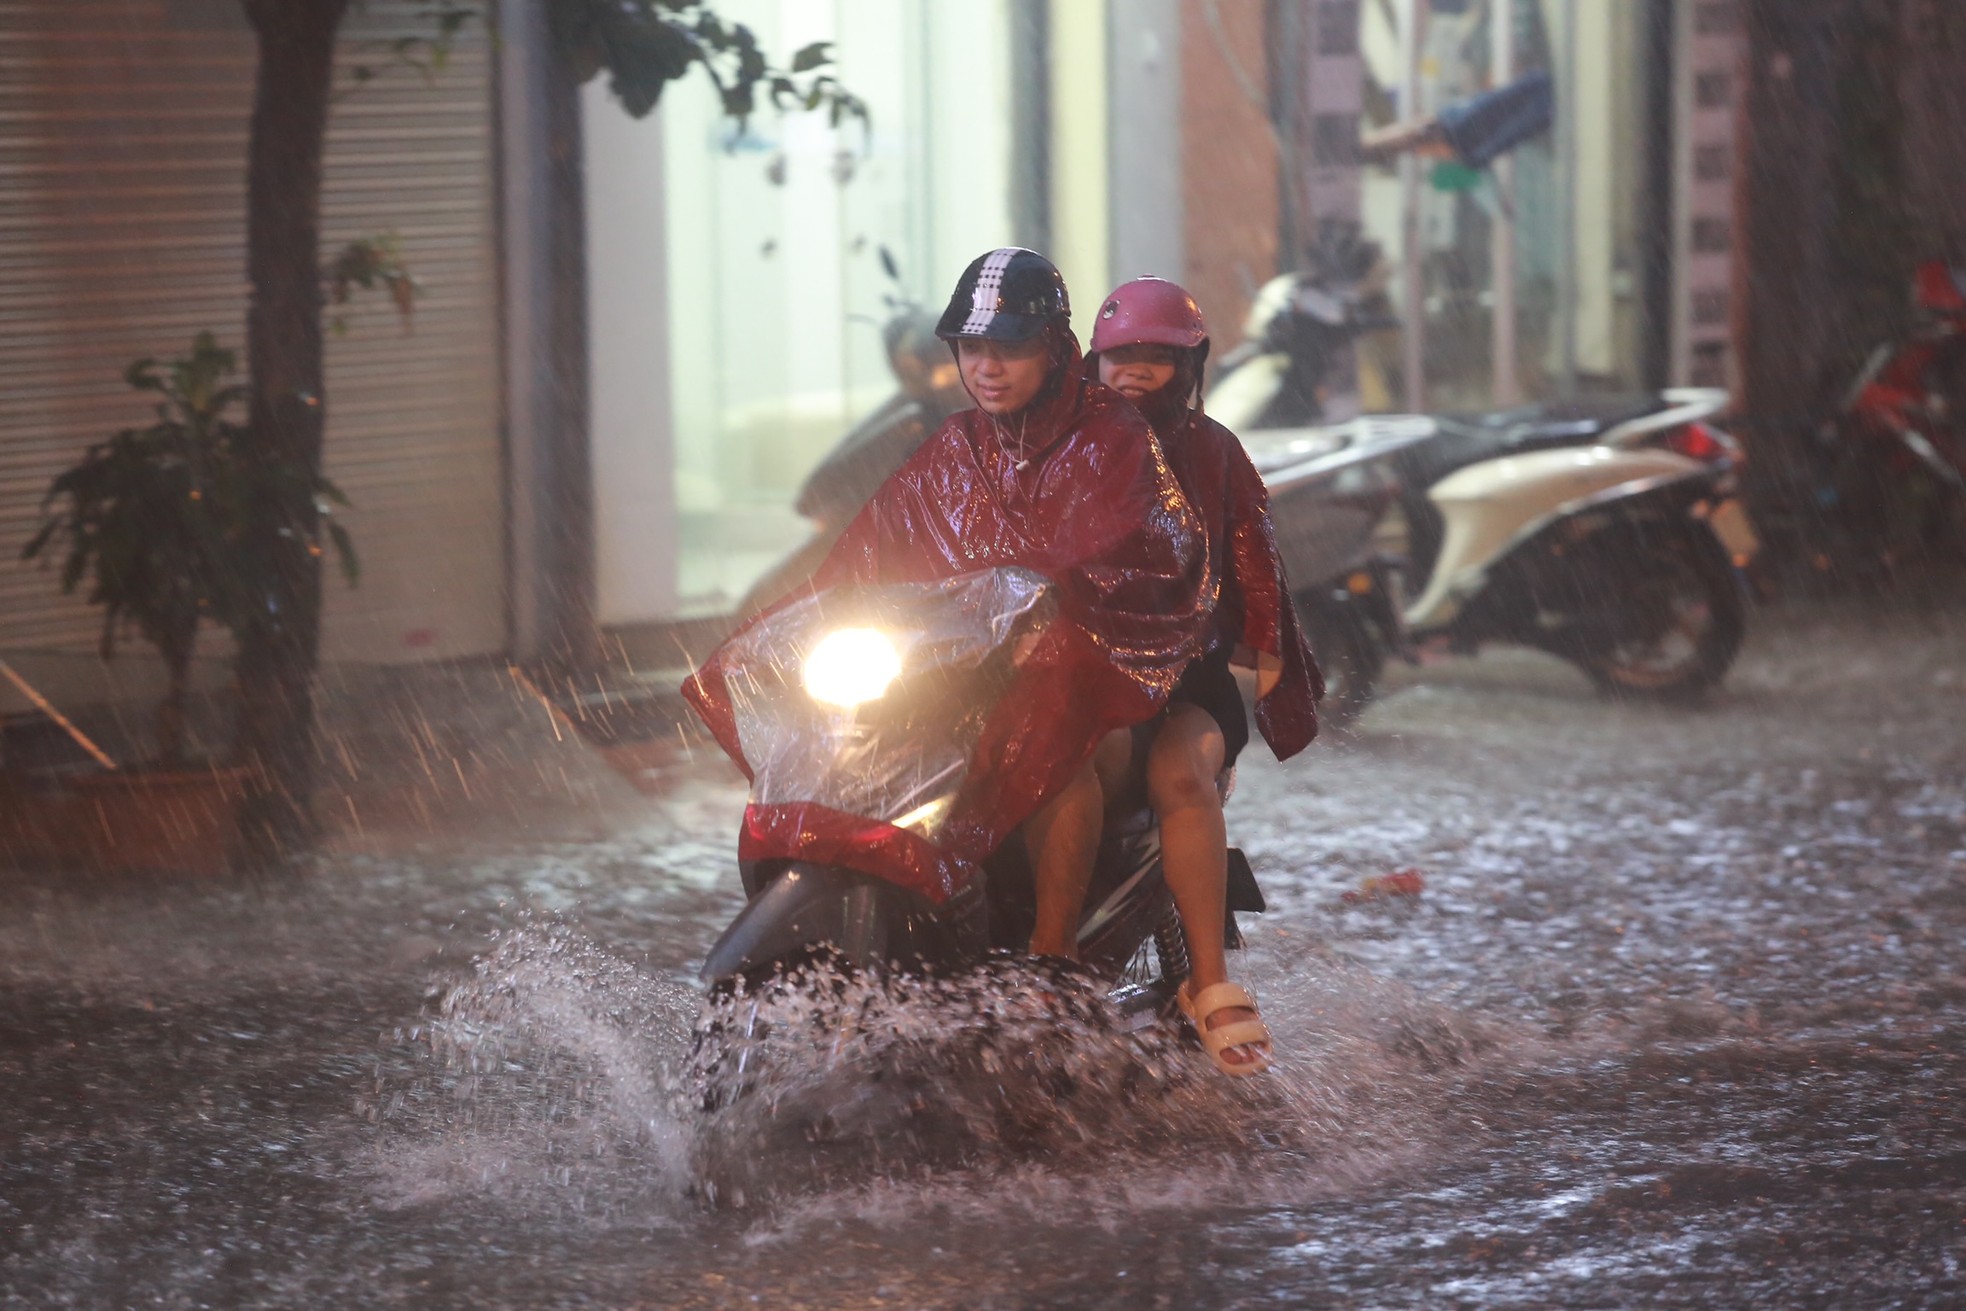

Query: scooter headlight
[802,627,902,710]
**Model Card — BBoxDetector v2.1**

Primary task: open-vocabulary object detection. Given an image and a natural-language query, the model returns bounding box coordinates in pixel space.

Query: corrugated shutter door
[0,0,504,667]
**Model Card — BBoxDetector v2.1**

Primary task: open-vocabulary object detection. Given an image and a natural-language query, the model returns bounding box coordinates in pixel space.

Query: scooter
[1212,231,1757,703]
[1801,257,1966,579]
[1208,221,1396,431]
[1385,390,1753,698]
[690,567,1262,1101]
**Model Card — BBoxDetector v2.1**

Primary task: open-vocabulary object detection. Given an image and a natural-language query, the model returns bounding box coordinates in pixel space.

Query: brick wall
[1179,0,1278,349]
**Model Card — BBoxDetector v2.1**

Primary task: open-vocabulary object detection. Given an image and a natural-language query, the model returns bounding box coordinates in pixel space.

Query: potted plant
[13,332,357,874]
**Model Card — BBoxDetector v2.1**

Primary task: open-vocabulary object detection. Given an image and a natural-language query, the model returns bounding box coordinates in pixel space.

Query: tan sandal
[1177,980,1273,1076]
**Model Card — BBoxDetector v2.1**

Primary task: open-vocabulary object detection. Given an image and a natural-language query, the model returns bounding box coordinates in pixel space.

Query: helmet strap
[952,323,1068,469]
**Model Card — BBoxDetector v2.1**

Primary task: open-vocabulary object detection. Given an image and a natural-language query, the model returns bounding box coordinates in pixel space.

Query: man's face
[1097,343,1180,401]
[957,335,1051,415]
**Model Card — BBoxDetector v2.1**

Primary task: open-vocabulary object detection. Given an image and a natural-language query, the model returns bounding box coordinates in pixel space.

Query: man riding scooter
[684,248,1210,983]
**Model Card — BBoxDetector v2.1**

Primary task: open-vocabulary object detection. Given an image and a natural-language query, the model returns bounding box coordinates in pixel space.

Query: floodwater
[4,597,1964,1309]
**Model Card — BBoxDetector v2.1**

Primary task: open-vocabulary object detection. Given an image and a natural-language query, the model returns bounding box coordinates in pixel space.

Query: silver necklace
[1001,413,1032,470]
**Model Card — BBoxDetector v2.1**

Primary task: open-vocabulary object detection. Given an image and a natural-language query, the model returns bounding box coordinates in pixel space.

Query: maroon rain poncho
[683,337,1209,903]
[1142,391,1324,761]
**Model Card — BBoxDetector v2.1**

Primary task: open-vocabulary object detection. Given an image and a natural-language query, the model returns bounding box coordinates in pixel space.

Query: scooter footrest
[1226,848,1265,913]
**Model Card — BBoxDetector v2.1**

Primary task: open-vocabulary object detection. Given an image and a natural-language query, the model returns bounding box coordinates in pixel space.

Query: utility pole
[1398,0,1428,411]
[1490,0,1519,405]
[1554,0,1578,397]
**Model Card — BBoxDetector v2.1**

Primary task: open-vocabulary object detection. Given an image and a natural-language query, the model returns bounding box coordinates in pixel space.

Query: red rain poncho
[1153,404,1323,760]
[684,341,1209,903]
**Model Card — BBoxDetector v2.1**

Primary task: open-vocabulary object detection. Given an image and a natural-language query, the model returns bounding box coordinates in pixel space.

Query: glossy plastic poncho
[684,344,1208,903]
[1155,406,1324,760]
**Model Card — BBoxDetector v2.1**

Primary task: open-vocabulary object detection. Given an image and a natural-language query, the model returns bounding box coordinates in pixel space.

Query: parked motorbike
[1804,258,1966,577]
[1213,230,1756,705]
[1233,416,1435,728]
[690,567,1262,1101]
[1209,223,1394,432]
[735,252,969,617]
[1386,390,1752,698]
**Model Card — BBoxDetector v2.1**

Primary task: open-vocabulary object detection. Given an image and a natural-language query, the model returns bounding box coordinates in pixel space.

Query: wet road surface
[3,597,1965,1308]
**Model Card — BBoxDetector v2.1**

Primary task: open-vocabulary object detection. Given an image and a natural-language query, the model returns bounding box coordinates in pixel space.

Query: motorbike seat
[1403,394,1673,490]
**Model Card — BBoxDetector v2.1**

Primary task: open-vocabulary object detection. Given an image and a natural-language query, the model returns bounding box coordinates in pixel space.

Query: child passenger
[1088,277,1325,1075]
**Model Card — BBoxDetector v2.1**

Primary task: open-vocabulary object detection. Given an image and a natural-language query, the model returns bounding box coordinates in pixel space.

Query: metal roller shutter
[0,0,503,673]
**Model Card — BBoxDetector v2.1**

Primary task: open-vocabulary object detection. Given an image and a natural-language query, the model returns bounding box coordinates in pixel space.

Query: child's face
[1098,343,1180,401]
[958,336,1051,415]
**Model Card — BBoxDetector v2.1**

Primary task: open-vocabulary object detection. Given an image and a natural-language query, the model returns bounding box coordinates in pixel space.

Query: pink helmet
[1090,276,1208,353]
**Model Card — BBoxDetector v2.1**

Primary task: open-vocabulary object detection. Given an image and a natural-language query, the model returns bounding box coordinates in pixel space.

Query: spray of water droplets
[365,914,1533,1233]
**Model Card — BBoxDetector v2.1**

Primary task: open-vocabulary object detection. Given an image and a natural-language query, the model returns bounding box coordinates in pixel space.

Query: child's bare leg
[1148,703,1262,1065]
[1024,730,1133,959]
[1024,760,1101,960]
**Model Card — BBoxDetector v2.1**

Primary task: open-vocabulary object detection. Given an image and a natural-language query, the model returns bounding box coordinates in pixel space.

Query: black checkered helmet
[934,247,1071,342]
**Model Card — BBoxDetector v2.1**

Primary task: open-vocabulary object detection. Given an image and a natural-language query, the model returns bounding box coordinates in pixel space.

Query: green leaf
[20,518,58,563]
[326,521,361,585]
[790,41,831,73]
[124,357,161,391]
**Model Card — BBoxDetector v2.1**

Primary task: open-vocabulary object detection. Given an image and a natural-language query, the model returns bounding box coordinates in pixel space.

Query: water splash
[368,917,1526,1233]
[366,918,699,1221]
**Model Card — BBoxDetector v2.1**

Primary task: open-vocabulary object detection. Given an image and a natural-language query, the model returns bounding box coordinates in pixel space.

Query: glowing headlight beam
[801,627,902,710]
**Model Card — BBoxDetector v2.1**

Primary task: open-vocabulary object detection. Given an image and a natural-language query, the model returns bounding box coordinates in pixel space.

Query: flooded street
[5,597,1966,1309]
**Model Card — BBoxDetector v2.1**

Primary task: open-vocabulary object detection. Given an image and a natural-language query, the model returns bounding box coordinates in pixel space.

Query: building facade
[1,0,1764,724]
[1,0,505,715]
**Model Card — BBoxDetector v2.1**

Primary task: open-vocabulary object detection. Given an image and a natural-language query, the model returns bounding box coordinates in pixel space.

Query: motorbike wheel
[687,950,854,1112]
[1580,526,1745,702]
[1295,597,1385,733]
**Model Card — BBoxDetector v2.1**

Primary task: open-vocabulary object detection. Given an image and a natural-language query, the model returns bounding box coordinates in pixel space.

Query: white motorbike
[1382,389,1757,699]
[1212,260,1759,704]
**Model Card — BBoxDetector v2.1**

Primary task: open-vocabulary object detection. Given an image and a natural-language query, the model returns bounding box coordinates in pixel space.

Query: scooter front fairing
[693,568,1057,909]
[692,566,1207,990]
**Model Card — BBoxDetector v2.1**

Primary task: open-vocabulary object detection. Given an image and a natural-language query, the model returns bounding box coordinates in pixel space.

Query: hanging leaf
[325,234,419,331]
[553,3,869,140]
[315,477,352,509]
[326,521,361,585]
